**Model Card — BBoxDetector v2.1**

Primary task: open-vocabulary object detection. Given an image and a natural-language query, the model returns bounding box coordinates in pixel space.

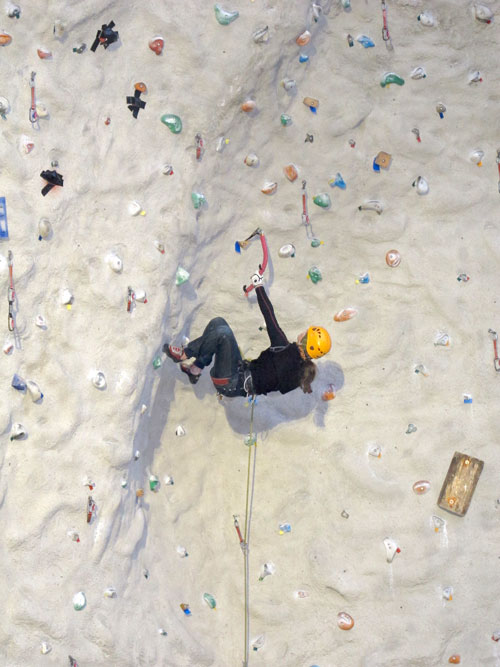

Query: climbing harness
[234,397,258,667]
[235,228,268,296]
[7,250,15,332]
[381,1,393,51]
[488,329,500,371]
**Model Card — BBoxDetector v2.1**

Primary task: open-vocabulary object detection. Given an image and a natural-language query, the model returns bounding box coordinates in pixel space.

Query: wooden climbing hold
[437,452,484,517]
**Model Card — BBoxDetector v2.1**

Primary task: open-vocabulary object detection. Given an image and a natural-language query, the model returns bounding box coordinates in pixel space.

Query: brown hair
[299,359,317,394]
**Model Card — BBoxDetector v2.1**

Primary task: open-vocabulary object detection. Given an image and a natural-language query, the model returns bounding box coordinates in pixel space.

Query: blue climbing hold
[357,34,375,48]
[329,172,346,189]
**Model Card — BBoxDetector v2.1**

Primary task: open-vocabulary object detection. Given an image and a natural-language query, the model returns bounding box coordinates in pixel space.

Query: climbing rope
[234,397,258,667]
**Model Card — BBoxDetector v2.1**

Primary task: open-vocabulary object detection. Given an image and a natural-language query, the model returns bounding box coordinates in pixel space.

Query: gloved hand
[250,273,263,287]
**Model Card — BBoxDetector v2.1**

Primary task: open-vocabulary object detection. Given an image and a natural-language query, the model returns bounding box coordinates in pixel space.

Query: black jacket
[249,286,304,395]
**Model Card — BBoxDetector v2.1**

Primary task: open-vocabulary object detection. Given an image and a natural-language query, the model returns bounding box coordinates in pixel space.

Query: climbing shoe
[163,344,185,363]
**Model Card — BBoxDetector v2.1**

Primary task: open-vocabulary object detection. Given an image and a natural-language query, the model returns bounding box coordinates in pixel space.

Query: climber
[164,274,331,398]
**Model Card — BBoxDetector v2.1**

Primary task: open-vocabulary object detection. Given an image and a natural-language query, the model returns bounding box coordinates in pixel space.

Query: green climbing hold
[161,114,183,134]
[313,193,331,208]
[191,192,206,210]
[380,72,405,88]
[280,114,292,126]
[214,4,239,25]
[175,266,190,285]
[311,238,322,248]
[308,266,322,284]
[203,593,217,609]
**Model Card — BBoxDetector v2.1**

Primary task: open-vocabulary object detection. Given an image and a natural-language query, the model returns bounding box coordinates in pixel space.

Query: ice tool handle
[242,231,268,296]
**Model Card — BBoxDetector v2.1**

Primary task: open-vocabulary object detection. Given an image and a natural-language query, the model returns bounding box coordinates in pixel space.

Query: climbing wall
[1,1,500,666]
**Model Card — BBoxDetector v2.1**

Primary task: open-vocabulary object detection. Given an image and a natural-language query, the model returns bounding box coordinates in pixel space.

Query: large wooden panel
[437,451,484,517]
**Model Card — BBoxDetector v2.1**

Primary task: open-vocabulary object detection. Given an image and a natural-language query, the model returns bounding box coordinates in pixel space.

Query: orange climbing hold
[134,82,147,93]
[448,656,460,664]
[333,308,358,322]
[261,182,278,195]
[337,612,354,630]
[283,164,298,182]
[37,48,52,59]
[241,100,256,112]
[322,385,336,401]
[0,32,12,46]
[385,249,401,267]
[296,30,311,46]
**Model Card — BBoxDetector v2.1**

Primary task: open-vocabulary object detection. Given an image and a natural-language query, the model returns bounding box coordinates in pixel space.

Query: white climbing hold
[413,175,429,195]
[26,379,43,402]
[106,252,123,273]
[73,591,87,610]
[383,537,400,563]
[127,200,144,216]
[92,371,106,389]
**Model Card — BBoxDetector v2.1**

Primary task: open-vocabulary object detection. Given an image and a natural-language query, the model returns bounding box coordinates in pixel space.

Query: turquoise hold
[313,193,331,208]
[214,4,239,25]
[191,192,206,210]
[161,114,182,134]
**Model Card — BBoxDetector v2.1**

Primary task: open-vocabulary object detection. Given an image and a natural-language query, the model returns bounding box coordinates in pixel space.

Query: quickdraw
[87,496,96,523]
[7,250,15,332]
[195,133,204,161]
[381,0,393,51]
[301,179,310,226]
[497,150,500,193]
[29,71,37,125]
[488,329,500,371]
[235,228,269,296]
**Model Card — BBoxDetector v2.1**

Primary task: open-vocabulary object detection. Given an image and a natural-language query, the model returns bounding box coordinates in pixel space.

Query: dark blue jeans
[184,317,245,396]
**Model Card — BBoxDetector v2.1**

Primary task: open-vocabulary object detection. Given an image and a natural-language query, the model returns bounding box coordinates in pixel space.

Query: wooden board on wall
[437,451,484,517]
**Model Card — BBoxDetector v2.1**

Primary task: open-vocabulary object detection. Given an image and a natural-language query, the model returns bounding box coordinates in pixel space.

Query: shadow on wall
[183,359,345,435]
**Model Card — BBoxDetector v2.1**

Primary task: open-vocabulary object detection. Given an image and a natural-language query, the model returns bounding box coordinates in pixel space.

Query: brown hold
[241,100,256,112]
[322,385,336,401]
[134,82,147,93]
[437,452,484,517]
[303,96,319,109]
[283,164,298,182]
[136,489,145,498]
[296,30,311,46]
[37,48,52,59]
[149,37,164,55]
[385,249,401,267]
[374,151,392,168]
[261,181,278,195]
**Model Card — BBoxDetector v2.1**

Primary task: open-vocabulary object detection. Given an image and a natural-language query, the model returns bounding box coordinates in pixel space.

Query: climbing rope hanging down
[233,399,258,667]
[232,229,269,665]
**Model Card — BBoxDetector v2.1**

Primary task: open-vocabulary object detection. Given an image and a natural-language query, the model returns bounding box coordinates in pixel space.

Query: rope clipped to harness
[233,398,258,666]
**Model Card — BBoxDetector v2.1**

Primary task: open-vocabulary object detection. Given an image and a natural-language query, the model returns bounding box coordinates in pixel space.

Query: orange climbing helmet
[305,326,332,359]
